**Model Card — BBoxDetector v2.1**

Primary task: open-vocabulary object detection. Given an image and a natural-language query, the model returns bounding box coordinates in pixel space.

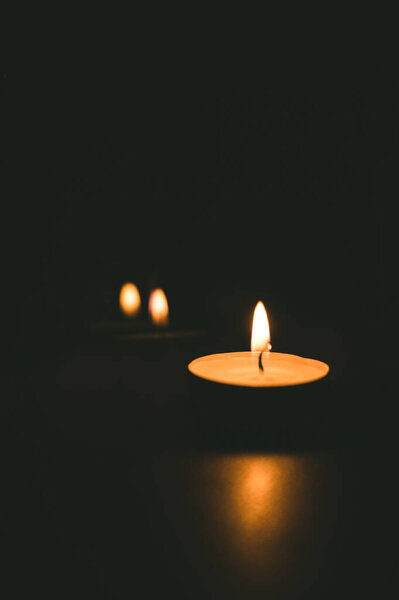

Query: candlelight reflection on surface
[212,455,297,540]
[119,283,141,316]
[148,288,169,326]
[196,454,318,586]
[232,457,279,532]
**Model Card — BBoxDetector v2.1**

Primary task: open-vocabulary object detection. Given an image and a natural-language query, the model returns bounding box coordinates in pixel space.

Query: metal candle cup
[187,302,330,445]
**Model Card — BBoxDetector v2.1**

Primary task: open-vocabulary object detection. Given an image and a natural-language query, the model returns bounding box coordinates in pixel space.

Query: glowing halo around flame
[119,283,141,316]
[148,288,169,326]
[251,301,271,353]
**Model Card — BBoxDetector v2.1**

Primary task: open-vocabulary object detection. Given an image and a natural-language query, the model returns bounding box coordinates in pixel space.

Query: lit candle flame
[119,283,141,316]
[251,301,271,352]
[148,288,169,326]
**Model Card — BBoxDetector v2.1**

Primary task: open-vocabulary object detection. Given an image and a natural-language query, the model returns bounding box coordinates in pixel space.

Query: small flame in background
[119,283,141,316]
[251,301,271,352]
[148,288,169,326]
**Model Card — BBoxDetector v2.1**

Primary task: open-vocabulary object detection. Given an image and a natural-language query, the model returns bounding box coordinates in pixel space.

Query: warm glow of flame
[119,283,141,316]
[238,459,275,530]
[205,455,302,544]
[197,455,315,576]
[148,288,169,326]
[251,301,271,352]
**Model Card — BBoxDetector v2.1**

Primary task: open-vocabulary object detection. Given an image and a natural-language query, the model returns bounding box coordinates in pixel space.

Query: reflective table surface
[1,338,395,599]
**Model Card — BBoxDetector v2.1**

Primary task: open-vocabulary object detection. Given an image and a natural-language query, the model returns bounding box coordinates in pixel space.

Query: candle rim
[188,351,330,388]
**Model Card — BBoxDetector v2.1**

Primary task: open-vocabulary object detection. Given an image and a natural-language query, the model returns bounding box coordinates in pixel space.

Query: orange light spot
[119,283,141,316]
[148,288,169,326]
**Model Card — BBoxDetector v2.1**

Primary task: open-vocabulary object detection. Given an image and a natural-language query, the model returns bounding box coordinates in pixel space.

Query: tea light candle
[91,281,147,334]
[148,288,169,326]
[119,282,141,317]
[117,287,205,343]
[188,302,329,387]
[94,285,179,337]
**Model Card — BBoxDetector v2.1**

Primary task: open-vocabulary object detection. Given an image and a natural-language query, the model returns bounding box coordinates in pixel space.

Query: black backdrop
[2,34,393,372]
[1,23,398,600]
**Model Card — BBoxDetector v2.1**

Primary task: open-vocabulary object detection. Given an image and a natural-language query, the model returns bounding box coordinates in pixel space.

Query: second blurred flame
[251,301,271,352]
[148,288,169,326]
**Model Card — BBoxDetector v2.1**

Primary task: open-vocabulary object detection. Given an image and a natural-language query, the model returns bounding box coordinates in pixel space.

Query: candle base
[188,374,333,450]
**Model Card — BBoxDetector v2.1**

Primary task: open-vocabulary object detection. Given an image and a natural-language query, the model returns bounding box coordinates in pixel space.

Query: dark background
[1,27,397,599]
[2,36,393,366]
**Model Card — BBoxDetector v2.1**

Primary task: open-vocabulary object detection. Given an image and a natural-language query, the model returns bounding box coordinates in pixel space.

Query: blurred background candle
[148,288,169,326]
[119,282,141,317]
[118,287,205,342]
[91,281,147,334]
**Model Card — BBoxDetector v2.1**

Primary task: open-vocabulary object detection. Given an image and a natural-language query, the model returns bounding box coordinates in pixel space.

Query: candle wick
[258,352,264,373]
